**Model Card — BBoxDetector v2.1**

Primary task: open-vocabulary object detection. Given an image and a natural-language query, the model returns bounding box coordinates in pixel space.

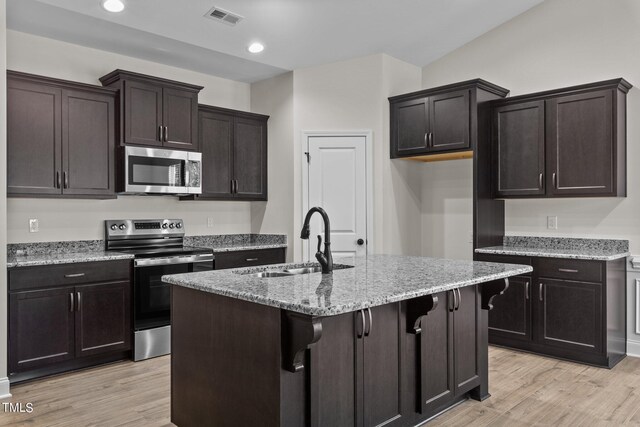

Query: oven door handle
[134,254,214,268]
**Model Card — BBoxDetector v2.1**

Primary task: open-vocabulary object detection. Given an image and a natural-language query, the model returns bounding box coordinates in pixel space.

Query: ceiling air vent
[204,6,243,26]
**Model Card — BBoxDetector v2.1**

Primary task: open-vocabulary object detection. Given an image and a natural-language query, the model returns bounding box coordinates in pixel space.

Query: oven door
[124,146,202,194]
[133,254,213,331]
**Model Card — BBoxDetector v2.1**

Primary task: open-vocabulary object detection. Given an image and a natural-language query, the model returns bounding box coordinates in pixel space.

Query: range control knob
[162,223,168,229]
[169,223,175,229]
[110,224,118,231]
[119,224,127,230]
[176,223,182,229]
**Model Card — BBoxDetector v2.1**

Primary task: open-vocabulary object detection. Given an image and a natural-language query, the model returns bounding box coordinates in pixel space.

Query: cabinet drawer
[9,260,131,291]
[214,248,286,270]
[536,258,602,282]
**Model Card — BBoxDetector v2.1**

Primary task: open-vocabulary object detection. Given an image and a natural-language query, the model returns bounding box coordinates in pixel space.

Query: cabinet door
[309,311,361,427]
[453,285,480,395]
[547,90,614,196]
[363,304,404,427]
[493,101,545,197]
[233,116,267,200]
[198,110,234,199]
[62,89,115,197]
[7,78,62,195]
[390,98,429,157]
[537,279,603,354]
[75,281,131,357]
[419,291,454,414]
[9,287,75,374]
[428,90,470,152]
[162,87,198,151]
[488,276,532,342]
[123,80,163,147]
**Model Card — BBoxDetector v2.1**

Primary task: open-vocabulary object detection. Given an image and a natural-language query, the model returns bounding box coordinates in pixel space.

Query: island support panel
[171,281,507,426]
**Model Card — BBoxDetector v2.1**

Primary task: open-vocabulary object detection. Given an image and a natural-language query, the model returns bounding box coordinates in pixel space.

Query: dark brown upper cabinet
[491,78,631,199]
[7,71,116,199]
[100,70,202,151]
[183,105,268,201]
[389,79,509,161]
[493,100,545,197]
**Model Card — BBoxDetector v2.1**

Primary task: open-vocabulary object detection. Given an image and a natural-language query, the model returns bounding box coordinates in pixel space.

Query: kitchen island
[163,255,531,427]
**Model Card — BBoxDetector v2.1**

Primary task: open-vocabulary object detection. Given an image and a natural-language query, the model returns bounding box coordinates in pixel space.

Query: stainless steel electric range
[105,219,214,361]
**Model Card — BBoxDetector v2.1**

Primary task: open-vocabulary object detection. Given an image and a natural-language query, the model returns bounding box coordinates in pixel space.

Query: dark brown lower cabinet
[8,260,132,383]
[310,304,404,427]
[476,253,625,368]
[214,247,286,270]
[171,284,497,427]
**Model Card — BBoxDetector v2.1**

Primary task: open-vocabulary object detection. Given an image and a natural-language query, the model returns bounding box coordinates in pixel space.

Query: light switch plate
[547,216,558,230]
[29,219,39,233]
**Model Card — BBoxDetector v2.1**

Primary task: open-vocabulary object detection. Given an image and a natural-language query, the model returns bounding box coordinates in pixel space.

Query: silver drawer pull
[246,258,259,262]
[558,268,578,273]
[64,273,86,278]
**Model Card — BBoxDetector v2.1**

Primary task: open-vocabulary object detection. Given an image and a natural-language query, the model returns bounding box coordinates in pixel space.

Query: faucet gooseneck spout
[300,207,333,274]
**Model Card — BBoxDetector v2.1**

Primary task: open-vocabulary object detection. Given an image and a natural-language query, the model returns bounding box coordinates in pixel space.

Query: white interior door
[306,135,367,259]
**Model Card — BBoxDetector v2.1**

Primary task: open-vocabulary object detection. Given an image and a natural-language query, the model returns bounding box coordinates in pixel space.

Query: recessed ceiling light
[247,42,264,54]
[102,0,125,13]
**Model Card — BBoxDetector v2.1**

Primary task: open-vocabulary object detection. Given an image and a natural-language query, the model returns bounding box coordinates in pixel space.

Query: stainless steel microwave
[122,146,202,195]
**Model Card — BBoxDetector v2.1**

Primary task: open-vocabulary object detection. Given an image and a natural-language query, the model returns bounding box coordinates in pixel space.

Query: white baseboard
[627,340,640,358]
[0,377,11,399]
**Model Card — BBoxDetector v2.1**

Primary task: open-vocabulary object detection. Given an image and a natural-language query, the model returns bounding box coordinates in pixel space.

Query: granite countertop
[7,251,134,268]
[475,236,630,261]
[162,254,532,316]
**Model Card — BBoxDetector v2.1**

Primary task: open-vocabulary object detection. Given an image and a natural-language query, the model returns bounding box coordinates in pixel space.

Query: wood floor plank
[2,347,640,426]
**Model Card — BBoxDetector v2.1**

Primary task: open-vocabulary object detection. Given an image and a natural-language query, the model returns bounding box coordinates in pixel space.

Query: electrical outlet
[207,217,214,228]
[29,219,39,233]
[547,216,558,230]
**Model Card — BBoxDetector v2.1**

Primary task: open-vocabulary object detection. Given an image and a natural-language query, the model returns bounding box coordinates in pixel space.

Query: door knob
[357,238,365,246]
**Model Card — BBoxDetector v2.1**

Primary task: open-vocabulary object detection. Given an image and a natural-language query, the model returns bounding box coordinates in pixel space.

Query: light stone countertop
[475,236,630,261]
[162,254,532,316]
[7,251,134,268]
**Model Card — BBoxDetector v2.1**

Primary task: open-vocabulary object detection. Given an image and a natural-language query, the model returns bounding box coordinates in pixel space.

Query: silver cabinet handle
[558,268,578,273]
[428,132,433,147]
[76,291,81,312]
[455,288,461,310]
[538,173,543,189]
[230,180,234,194]
[539,283,544,301]
[69,292,74,312]
[164,126,168,142]
[424,132,428,147]
[552,172,557,189]
[525,281,530,300]
[63,171,68,189]
[56,171,61,189]
[357,310,365,338]
[245,258,259,262]
[159,125,164,142]
[64,273,85,278]
[449,289,457,312]
[235,179,239,194]
[365,308,372,337]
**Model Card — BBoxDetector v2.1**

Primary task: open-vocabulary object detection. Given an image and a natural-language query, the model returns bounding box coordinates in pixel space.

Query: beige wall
[421,0,640,256]
[291,54,422,260]
[6,30,253,242]
[250,72,295,261]
[0,0,9,393]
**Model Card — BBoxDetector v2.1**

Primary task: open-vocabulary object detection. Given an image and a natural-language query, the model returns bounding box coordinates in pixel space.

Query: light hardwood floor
[2,347,640,426]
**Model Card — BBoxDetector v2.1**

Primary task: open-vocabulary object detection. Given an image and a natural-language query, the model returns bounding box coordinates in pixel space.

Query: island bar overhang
[166,255,532,426]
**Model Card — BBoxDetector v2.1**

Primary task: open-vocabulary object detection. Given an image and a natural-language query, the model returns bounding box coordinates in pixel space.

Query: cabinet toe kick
[283,312,323,373]
[481,278,510,310]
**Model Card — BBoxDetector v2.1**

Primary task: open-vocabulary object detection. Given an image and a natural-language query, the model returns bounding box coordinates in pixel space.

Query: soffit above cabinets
[8,0,543,83]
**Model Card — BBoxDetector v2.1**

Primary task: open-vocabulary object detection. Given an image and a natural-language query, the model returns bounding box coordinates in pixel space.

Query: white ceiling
[7,0,543,83]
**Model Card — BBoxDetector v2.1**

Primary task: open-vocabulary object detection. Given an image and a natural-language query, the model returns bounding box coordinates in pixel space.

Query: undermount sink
[249,271,293,278]
[283,266,323,275]
[242,264,354,278]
